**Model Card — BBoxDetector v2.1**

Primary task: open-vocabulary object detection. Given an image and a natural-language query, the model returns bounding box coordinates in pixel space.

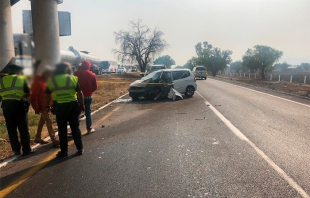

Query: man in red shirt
[74,60,98,134]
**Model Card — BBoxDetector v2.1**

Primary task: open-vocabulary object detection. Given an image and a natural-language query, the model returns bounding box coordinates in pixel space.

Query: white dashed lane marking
[197,91,310,198]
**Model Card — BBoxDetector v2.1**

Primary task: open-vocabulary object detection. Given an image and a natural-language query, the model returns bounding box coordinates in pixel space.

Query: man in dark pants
[0,64,35,156]
[46,63,85,158]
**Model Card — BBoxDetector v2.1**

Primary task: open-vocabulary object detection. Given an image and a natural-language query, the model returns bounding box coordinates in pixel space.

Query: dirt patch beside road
[215,75,310,98]
[0,73,140,161]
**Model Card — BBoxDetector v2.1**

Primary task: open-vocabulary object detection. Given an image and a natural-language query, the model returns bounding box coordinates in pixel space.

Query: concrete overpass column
[30,0,62,72]
[0,0,15,72]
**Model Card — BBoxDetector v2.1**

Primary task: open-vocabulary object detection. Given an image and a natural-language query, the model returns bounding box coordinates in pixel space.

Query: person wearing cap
[0,64,35,156]
[31,65,60,147]
[74,60,98,134]
[46,62,85,158]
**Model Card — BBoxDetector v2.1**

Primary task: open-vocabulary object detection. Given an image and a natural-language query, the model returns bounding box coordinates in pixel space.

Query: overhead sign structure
[10,0,20,6]
[22,10,71,36]
[58,11,71,36]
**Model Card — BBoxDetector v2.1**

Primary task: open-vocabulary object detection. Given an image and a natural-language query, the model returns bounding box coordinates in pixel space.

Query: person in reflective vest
[0,64,35,156]
[46,63,85,158]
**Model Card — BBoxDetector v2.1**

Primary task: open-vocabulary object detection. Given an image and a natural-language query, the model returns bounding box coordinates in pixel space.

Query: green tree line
[183,42,309,79]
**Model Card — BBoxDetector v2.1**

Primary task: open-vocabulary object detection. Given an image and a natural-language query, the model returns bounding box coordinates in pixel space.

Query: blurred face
[42,71,52,80]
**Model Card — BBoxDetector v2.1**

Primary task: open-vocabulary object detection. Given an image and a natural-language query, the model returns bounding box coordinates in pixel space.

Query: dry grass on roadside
[0,73,140,161]
[216,75,310,97]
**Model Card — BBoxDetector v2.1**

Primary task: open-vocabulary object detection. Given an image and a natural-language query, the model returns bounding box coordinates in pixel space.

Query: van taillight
[194,76,196,82]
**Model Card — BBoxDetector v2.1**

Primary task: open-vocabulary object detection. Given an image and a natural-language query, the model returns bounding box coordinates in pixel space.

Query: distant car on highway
[117,67,127,73]
[193,66,207,80]
[131,66,137,72]
[147,64,167,74]
[129,69,197,100]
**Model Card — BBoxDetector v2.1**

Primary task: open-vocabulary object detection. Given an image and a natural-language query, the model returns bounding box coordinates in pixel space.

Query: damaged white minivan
[129,69,197,100]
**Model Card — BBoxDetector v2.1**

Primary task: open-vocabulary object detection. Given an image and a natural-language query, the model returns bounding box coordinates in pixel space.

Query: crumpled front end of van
[129,80,148,98]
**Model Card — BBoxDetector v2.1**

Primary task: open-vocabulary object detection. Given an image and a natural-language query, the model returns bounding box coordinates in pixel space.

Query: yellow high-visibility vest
[0,75,25,101]
[47,74,78,103]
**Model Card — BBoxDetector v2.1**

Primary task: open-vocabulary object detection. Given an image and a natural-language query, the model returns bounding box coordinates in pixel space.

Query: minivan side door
[172,70,188,93]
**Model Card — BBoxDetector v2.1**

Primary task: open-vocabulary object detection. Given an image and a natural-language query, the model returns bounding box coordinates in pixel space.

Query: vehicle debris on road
[168,88,183,101]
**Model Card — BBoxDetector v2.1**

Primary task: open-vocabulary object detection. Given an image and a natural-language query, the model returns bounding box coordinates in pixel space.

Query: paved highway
[1,78,309,198]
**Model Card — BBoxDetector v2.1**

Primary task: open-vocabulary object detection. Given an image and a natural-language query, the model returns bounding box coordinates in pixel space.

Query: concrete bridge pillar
[30,0,63,72]
[0,0,15,73]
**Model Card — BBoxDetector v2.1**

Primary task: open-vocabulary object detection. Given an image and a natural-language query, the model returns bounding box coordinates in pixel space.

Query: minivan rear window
[172,71,190,80]
[196,67,206,70]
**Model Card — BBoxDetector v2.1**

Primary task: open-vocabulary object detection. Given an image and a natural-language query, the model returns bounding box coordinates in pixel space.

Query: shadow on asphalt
[0,153,79,191]
[117,96,194,105]
[0,94,196,192]
[0,132,93,192]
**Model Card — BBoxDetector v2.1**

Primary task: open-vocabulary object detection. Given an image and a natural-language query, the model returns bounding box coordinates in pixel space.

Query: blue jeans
[84,96,92,131]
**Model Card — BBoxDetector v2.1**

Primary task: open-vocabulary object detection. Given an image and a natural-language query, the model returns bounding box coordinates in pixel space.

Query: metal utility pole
[0,0,15,73]
[30,0,63,72]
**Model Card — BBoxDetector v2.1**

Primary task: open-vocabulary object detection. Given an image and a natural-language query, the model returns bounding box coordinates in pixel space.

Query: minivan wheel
[185,86,195,97]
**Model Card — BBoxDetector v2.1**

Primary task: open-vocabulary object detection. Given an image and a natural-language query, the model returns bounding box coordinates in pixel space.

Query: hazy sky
[11,0,310,65]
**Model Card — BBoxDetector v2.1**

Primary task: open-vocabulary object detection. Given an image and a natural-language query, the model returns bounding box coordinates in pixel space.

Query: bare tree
[113,20,168,72]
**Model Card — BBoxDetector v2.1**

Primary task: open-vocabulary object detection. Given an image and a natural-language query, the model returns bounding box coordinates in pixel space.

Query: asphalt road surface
[1,78,309,198]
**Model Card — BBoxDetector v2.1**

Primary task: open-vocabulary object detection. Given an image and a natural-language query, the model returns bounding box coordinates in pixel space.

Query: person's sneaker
[56,151,68,158]
[34,138,49,144]
[52,140,60,147]
[21,149,36,156]
[76,149,84,156]
[14,151,21,156]
[87,129,95,135]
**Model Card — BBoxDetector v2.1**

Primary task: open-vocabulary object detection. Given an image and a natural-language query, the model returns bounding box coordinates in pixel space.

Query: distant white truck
[99,61,118,74]
[117,67,127,73]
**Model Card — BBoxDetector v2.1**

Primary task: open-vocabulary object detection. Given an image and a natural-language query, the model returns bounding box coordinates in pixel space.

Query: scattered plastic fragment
[114,99,132,103]
[168,88,183,101]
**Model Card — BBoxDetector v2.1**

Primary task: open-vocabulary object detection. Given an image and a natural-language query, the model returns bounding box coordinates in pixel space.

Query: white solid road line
[208,78,310,108]
[197,91,310,198]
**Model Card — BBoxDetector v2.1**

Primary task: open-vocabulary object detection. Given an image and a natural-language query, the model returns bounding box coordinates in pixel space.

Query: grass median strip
[0,105,123,197]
